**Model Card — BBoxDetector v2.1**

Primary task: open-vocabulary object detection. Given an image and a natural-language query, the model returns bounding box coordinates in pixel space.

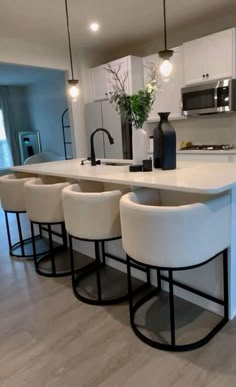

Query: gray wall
[27,71,70,157]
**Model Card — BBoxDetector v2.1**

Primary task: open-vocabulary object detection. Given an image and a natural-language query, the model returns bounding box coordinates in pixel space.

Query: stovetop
[180,144,235,151]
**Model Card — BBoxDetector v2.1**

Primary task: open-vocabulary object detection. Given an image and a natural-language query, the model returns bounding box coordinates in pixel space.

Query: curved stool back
[24,177,71,277]
[120,188,231,351]
[62,183,146,305]
[0,174,36,258]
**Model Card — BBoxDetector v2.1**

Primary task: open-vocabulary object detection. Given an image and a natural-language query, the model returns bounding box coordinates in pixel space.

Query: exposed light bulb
[90,22,100,32]
[68,80,79,101]
[160,59,173,80]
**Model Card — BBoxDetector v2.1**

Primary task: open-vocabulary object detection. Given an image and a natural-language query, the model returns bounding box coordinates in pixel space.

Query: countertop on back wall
[176,149,236,155]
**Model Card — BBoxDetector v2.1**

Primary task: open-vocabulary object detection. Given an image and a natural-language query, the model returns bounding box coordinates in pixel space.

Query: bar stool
[24,177,71,277]
[120,188,230,351]
[0,174,47,259]
[62,183,148,305]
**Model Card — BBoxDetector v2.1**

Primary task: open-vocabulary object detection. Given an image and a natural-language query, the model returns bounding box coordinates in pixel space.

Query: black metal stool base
[31,221,72,278]
[69,235,150,306]
[10,236,49,259]
[4,210,46,260]
[127,250,229,352]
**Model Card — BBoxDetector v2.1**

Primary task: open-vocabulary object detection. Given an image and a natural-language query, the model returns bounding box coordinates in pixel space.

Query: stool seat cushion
[120,188,231,268]
[0,174,33,212]
[62,184,122,240]
[24,178,70,223]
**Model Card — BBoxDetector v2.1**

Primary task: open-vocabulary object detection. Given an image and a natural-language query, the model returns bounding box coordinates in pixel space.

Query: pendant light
[158,0,173,81]
[65,0,79,101]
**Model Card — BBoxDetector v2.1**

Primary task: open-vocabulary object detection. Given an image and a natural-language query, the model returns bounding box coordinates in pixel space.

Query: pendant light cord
[65,0,74,79]
[163,0,167,50]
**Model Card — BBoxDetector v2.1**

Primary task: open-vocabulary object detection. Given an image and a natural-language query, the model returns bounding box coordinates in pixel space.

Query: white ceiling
[0,0,235,52]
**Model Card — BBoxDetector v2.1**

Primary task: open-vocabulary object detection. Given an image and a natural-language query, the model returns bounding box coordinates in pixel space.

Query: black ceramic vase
[153,112,176,170]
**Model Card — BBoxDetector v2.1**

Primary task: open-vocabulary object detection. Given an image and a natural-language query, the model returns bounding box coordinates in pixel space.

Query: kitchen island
[12,159,236,319]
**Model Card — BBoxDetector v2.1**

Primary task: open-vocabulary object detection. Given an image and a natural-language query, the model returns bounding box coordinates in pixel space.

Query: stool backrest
[24,177,70,223]
[0,174,33,212]
[120,188,231,268]
[62,184,122,240]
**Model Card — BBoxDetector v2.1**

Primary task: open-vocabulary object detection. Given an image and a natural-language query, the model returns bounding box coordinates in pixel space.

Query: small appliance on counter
[181,78,236,116]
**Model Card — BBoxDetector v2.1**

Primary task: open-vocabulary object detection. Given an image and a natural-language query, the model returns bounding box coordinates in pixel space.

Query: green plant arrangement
[105,62,159,129]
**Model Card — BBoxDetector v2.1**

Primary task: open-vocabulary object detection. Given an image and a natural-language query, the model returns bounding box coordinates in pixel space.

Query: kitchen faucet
[90,128,114,166]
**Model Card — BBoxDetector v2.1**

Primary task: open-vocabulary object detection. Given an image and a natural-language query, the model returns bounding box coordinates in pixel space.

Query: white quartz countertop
[11,158,236,194]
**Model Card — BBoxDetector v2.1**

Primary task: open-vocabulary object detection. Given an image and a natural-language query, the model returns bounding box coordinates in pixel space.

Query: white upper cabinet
[183,28,235,85]
[90,56,143,101]
[91,65,109,101]
[143,46,184,121]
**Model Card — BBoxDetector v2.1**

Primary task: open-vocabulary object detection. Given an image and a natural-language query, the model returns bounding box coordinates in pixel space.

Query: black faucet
[90,128,114,166]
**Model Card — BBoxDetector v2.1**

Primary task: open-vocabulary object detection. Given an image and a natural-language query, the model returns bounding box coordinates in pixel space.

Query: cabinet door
[85,102,105,158]
[102,100,123,159]
[206,29,233,81]
[143,47,184,120]
[91,65,108,101]
[107,57,130,95]
[183,37,207,85]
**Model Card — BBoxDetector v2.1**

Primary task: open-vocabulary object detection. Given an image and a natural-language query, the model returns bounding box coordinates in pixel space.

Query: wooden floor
[1,210,236,387]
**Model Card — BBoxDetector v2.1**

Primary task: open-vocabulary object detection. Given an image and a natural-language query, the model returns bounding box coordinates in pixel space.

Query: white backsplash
[146,113,236,146]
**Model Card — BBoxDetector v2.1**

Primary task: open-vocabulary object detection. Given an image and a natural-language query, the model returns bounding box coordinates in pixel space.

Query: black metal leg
[48,224,56,275]
[61,222,67,248]
[169,270,176,347]
[223,249,229,320]
[4,211,12,253]
[94,241,102,302]
[101,241,106,265]
[69,235,75,287]
[157,269,161,291]
[30,221,38,271]
[127,255,134,322]
[39,224,42,238]
[16,212,25,256]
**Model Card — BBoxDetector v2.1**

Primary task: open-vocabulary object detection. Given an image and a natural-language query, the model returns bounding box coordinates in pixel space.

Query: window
[0,110,13,168]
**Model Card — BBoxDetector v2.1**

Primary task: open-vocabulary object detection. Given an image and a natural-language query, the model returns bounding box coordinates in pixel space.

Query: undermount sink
[101,161,131,166]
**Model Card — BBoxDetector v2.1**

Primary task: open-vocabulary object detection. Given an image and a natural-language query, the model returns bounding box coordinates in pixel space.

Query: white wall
[146,114,236,147]
[0,37,89,158]
[27,72,69,157]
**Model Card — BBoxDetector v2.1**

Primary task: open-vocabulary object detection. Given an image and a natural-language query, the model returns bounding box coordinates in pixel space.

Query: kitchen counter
[11,158,236,319]
[11,158,236,194]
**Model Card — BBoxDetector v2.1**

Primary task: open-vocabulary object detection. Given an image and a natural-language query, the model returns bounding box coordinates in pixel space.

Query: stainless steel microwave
[181,78,236,116]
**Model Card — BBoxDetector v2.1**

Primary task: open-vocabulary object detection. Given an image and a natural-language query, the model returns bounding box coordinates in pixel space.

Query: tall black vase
[153,112,176,170]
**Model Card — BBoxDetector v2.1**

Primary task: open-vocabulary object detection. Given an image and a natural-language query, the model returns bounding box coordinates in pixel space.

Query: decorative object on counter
[142,158,153,172]
[158,0,174,81]
[64,0,79,101]
[129,164,143,172]
[105,63,158,164]
[153,112,176,170]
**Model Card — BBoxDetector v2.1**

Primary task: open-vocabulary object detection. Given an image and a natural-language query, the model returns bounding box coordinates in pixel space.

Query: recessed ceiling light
[90,22,100,32]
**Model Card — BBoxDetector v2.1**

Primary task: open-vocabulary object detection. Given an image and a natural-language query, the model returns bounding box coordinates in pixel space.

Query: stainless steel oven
[181,78,236,116]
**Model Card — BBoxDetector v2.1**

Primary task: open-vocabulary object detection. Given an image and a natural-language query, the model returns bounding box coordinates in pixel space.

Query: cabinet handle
[206,74,209,78]
[105,93,108,96]
[203,74,205,78]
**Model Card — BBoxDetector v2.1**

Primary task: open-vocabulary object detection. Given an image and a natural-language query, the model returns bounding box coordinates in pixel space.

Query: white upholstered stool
[62,183,141,305]
[0,174,47,259]
[24,177,71,277]
[120,188,231,351]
